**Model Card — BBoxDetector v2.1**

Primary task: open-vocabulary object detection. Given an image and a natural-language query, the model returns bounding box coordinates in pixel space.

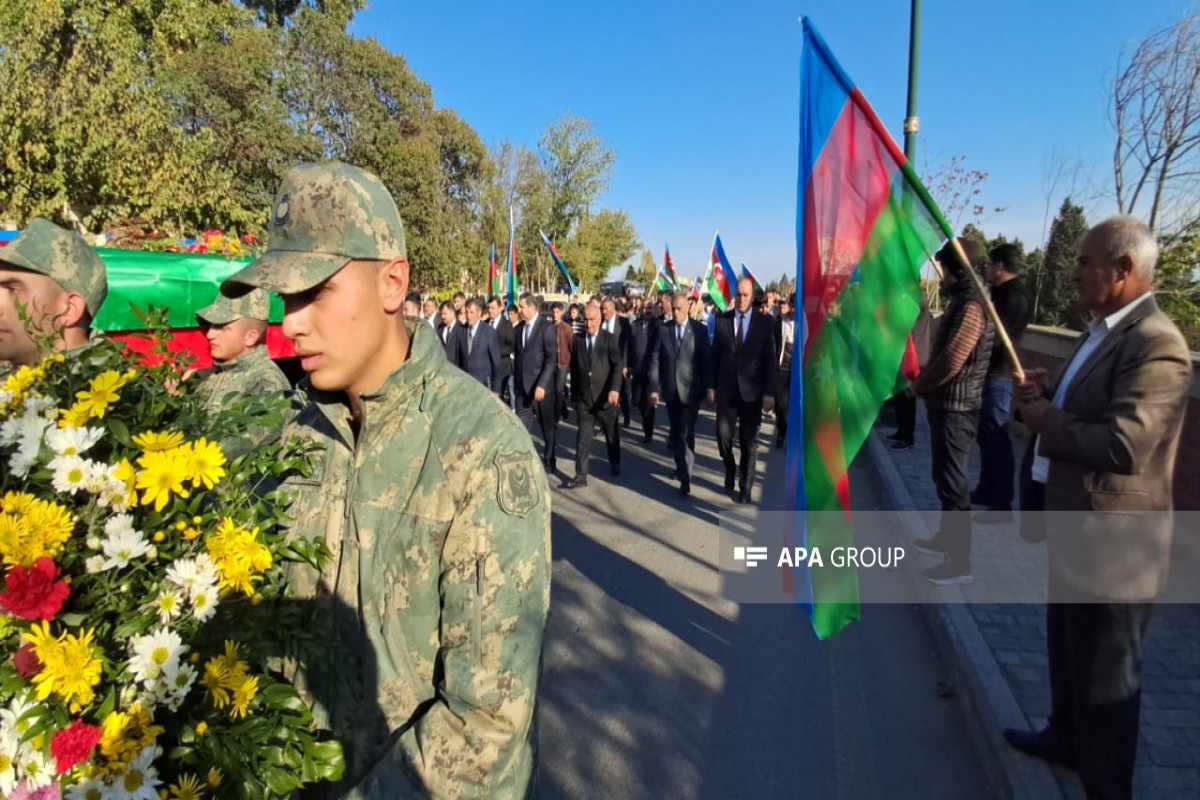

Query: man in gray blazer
[650,294,715,496]
[1007,216,1192,799]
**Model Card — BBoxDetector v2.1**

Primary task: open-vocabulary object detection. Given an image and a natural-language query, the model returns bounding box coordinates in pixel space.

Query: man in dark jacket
[567,304,623,487]
[439,301,467,369]
[972,243,1032,521]
[552,303,574,422]
[514,293,559,471]
[713,278,778,503]
[489,296,516,409]
[650,293,714,495]
[628,302,662,443]
[601,297,632,426]
[912,238,994,585]
[464,297,502,393]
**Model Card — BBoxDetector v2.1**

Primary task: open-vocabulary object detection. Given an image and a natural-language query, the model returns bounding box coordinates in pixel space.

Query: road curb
[863,430,1062,800]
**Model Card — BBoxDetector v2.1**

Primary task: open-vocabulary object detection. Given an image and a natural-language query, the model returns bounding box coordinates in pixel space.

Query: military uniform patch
[495,451,540,517]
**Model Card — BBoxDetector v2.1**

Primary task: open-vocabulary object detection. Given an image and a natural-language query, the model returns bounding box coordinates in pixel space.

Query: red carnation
[13,642,42,678]
[0,558,70,620]
[50,720,102,774]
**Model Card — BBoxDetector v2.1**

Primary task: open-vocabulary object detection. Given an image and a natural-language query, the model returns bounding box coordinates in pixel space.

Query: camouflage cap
[223,161,407,296]
[197,288,272,325]
[0,219,108,316]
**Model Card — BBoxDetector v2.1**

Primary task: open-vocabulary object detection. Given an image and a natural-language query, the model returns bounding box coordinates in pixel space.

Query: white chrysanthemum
[112,745,161,800]
[129,628,185,688]
[65,776,111,800]
[0,695,37,737]
[85,555,106,574]
[101,524,150,571]
[0,388,11,406]
[0,725,18,796]
[2,413,51,478]
[14,741,53,790]
[103,513,137,539]
[50,454,91,494]
[44,425,104,456]
[165,661,197,704]
[165,556,219,598]
[190,586,218,622]
[154,589,182,623]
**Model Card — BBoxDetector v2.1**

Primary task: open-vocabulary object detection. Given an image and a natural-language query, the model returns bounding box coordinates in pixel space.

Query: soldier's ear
[57,291,88,329]
[380,257,410,314]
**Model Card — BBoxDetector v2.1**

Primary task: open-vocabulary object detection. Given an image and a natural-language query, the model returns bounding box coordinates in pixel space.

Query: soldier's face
[282,260,404,397]
[0,267,68,366]
[202,318,256,363]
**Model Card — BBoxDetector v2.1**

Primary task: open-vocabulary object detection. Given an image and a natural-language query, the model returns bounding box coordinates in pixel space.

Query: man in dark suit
[600,298,632,427]
[1006,217,1192,800]
[514,293,559,471]
[628,301,662,443]
[713,278,778,503]
[566,305,623,488]
[489,295,516,410]
[438,301,466,369]
[650,293,714,495]
[463,297,501,393]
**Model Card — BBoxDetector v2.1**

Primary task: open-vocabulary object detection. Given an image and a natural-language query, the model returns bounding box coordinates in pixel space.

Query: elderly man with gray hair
[1008,216,1192,800]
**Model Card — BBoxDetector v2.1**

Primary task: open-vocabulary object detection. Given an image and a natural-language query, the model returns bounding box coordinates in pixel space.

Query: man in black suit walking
[514,293,559,471]
[463,297,501,393]
[600,297,632,427]
[566,304,623,488]
[439,301,467,369]
[628,301,661,443]
[713,278,777,503]
[650,293,714,496]
[489,295,516,410]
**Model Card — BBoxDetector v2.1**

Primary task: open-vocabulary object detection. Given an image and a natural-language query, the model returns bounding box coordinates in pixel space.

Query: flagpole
[903,0,922,162]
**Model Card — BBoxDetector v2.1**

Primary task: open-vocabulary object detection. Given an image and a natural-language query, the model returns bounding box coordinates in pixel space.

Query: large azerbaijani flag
[789,19,952,638]
[704,232,738,310]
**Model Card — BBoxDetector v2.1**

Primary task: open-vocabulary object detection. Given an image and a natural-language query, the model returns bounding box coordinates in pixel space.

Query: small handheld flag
[741,263,764,293]
[705,232,736,310]
[488,243,501,299]
[506,208,517,307]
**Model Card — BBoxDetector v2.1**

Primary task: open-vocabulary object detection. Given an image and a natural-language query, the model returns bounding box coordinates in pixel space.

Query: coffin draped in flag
[788,19,951,639]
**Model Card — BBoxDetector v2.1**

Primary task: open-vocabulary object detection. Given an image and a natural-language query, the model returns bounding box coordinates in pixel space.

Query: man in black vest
[566,304,623,487]
[650,293,714,495]
[713,278,778,503]
[912,238,994,585]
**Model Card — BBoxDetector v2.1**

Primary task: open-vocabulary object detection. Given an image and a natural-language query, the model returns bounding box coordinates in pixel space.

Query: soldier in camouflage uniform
[0,218,107,368]
[193,288,290,411]
[223,162,551,799]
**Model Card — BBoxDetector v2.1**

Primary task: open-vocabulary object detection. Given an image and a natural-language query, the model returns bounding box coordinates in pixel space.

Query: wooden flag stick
[948,237,1026,383]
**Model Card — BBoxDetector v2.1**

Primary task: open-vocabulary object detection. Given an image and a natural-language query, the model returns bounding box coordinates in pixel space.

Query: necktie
[736,314,744,347]
[677,324,683,348]
[468,325,475,355]
[523,322,530,348]
[587,335,594,362]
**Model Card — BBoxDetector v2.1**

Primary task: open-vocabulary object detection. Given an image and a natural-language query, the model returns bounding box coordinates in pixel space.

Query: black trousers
[1046,592,1152,800]
[716,398,763,493]
[893,390,916,443]
[554,365,569,421]
[774,368,791,441]
[927,407,978,565]
[630,373,656,440]
[620,378,631,425]
[575,402,620,477]
[666,398,700,484]
[516,387,557,467]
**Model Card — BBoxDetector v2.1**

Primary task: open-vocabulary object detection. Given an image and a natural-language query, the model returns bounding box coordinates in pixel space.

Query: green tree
[561,210,641,290]
[1036,199,1089,328]
[539,112,616,242]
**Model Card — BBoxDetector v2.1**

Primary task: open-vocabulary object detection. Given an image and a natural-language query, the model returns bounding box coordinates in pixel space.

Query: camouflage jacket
[195,346,290,411]
[281,320,551,799]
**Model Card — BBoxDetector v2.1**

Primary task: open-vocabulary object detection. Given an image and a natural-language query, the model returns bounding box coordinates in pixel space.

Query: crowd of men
[0,160,1190,800]
[404,280,797,502]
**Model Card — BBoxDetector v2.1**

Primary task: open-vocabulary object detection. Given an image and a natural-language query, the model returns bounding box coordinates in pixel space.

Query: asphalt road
[537,406,1001,799]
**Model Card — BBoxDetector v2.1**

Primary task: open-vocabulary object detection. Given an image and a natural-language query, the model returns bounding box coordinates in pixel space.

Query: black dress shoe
[679,481,690,496]
[724,472,735,493]
[565,476,588,489]
[643,433,653,444]
[1003,728,1075,769]
[610,464,621,477]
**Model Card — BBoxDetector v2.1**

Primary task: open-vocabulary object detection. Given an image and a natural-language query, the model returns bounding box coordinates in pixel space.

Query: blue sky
[353,0,1194,282]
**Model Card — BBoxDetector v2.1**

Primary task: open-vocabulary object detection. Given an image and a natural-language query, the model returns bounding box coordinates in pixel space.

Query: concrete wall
[1016,325,1200,510]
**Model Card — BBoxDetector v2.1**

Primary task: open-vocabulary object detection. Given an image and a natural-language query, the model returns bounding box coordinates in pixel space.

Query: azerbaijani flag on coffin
[704,232,737,310]
[488,242,502,299]
[539,231,577,294]
[788,19,951,638]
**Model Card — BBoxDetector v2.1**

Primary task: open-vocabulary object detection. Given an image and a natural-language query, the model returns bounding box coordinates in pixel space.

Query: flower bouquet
[0,315,343,798]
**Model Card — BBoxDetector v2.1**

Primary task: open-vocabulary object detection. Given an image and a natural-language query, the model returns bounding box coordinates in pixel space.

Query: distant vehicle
[598,280,647,298]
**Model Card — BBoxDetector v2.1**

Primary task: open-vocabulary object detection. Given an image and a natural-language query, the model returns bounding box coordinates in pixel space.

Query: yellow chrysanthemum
[169,772,205,800]
[0,491,36,515]
[206,767,222,789]
[136,449,190,512]
[72,370,127,420]
[183,439,226,490]
[2,363,47,408]
[0,498,75,566]
[229,674,258,719]
[200,660,231,709]
[98,706,163,772]
[24,623,103,711]
[206,520,271,596]
[0,513,28,563]
[113,458,138,507]
[58,402,93,429]
[132,430,185,452]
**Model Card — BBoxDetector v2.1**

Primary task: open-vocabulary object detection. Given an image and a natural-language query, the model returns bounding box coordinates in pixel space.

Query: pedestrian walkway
[871,403,1200,799]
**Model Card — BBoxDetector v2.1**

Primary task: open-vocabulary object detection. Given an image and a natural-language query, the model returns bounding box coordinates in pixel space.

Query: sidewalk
[867,403,1200,800]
